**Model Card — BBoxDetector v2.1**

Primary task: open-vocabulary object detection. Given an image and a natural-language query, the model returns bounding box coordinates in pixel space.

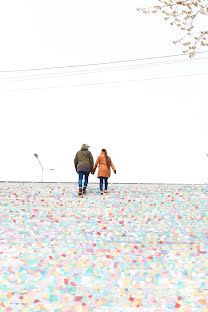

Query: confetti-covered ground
[0,182,208,312]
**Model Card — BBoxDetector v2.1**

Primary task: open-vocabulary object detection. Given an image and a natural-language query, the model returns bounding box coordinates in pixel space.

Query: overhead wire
[0,54,208,83]
[0,51,207,91]
[0,50,208,74]
[3,71,208,93]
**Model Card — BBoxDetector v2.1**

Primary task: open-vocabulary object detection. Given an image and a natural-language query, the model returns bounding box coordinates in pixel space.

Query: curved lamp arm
[34,153,44,182]
[34,154,55,182]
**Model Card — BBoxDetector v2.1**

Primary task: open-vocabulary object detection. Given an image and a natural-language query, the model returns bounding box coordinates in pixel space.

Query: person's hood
[81,144,89,150]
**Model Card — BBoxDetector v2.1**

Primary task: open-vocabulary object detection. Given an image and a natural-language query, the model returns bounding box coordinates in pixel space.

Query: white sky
[0,0,208,184]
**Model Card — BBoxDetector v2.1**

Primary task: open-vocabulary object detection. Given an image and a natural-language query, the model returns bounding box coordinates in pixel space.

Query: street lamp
[34,153,54,182]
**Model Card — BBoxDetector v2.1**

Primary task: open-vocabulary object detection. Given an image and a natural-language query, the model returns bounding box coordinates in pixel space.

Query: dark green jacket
[74,149,94,173]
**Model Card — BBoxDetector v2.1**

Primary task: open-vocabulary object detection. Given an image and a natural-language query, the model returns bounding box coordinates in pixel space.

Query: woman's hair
[102,149,111,169]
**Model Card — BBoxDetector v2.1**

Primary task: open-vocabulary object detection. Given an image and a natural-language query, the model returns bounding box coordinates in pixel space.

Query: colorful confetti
[0,182,208,311]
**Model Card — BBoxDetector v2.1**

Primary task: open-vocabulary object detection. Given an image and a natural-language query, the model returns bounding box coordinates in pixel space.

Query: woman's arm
[110,158,116,172]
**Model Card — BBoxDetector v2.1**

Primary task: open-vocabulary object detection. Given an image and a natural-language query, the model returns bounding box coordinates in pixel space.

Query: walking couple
[74,144,116,195]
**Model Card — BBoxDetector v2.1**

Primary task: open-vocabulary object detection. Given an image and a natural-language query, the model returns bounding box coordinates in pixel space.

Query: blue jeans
[78,171,89,188]
[99,177,108,191]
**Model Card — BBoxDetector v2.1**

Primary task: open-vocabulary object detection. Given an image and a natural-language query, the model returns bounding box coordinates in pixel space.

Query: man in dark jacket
[74,144,94,195]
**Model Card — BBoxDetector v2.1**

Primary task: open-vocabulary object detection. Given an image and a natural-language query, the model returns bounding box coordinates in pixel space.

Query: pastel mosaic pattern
[0,183,208,312]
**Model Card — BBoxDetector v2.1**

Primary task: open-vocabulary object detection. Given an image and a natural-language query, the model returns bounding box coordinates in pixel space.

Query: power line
[0,56,207,82]
[0,54,207,83]
[3,71,208,93]
[0,51,208,74]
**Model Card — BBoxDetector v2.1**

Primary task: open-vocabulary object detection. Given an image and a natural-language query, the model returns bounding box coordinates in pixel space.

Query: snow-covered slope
[0,183,207,311]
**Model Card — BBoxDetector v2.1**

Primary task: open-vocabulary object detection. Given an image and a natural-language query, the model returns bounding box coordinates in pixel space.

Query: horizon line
[0,181,207,186]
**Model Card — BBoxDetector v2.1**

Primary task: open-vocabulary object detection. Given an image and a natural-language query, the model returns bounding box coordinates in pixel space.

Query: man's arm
[92,156,99,174]
[89,152,94,172]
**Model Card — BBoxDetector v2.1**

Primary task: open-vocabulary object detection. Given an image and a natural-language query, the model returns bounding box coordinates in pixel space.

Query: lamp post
[34,154,54,182]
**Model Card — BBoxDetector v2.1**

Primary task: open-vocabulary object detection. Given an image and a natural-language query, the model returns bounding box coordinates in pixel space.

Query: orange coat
[94,152,116,178]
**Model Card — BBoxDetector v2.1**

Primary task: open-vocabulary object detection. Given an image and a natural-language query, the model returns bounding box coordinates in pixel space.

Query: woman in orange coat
[92,149,116,194]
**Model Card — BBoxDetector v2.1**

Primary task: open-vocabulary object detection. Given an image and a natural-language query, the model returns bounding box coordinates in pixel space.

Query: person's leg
[104,178,108,191]
[99,177,104,192]
[78,172,83,188]
[78,172,83,194]
[83,173,89,193]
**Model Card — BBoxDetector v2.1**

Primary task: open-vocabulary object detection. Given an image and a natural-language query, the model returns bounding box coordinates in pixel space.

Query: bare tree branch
[137,0,208,57]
